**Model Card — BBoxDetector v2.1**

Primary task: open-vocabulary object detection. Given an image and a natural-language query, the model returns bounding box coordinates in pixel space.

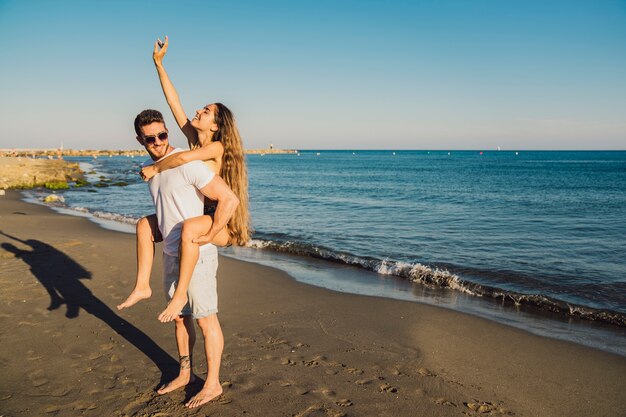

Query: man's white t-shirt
[143,148,216,257]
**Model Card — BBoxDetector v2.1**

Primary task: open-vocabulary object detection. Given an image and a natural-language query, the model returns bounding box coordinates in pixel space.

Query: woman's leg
[117,214,161,310]
[157,215,229,322]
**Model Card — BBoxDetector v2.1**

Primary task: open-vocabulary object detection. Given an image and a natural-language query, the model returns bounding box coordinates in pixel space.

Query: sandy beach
[0,190,624,417]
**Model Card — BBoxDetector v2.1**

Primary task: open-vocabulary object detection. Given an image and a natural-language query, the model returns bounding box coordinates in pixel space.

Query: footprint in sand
[70,400,98,410]
[304,359,320,367]
[417,367,436,377]
[29,369,48,387]
[320,388,336,398]
[103,380,116,390]
[216,395,232,405]
[465,401,512,415]
[26,350,42,362]
[345,367,363,375]
[281,358,297,366]
[45,405,61,413]
[266,337,289,347]
[379,383,398,393]
[294,404,326,417]
[335,399,353,407]
[49,387,74,397]
[96,364,125,376]
[434,397,457,407]
[295,405,347,417]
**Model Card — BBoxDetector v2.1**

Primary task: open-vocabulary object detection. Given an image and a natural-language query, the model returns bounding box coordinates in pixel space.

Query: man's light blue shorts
[162,247,218,319]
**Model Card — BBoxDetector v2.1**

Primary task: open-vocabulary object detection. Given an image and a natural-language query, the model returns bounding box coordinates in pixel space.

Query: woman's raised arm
[153,36,198,148]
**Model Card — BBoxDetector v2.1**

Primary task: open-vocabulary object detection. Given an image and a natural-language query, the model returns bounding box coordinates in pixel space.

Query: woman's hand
[153,36,168,65]
[140,165,158,182]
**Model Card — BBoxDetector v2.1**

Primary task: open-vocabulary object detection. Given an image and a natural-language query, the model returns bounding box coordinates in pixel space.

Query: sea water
[23,150,626,355]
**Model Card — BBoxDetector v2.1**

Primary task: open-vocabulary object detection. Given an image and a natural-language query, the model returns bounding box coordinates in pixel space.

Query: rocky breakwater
[0,157,84,190]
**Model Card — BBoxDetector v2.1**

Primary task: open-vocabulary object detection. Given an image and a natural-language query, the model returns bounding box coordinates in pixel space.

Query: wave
[247,238,626,327]
[27,191,141,226]
[73,206,140,225]
[27,186,626,328]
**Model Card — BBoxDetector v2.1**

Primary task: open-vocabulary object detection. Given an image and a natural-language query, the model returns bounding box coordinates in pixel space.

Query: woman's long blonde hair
[212,103,251,245]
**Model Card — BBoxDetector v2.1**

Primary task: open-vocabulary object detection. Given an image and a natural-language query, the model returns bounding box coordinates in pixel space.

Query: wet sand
[0,190,624,417]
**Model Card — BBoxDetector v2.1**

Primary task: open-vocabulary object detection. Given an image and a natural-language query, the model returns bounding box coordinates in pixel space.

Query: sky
[0,0,625,150]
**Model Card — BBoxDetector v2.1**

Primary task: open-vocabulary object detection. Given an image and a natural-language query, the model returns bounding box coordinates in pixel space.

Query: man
[134,109,238,408]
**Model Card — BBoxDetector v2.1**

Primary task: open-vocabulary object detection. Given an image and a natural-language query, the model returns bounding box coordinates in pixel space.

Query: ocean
[22,150,626,355]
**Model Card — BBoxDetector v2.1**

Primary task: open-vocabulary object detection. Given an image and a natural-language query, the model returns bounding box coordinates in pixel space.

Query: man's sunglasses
[143,131,168,144]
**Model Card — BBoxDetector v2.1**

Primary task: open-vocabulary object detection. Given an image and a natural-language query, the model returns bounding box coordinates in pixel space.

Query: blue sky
[0,0,624,150]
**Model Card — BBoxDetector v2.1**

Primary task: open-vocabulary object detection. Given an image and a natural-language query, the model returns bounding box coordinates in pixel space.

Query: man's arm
[196,175,239,243]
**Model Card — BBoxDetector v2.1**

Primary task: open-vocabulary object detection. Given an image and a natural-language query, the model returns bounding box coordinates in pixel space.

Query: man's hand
[153,36,168,65]
[140,165,158,181]
[192,233,213,244]
[198,175,239,244]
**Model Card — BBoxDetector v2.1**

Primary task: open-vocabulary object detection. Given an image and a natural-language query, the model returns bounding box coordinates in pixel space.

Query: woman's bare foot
[117,287,152,310]
[158,295,188,322]
[157,371,195,395]
[185,384,223,408]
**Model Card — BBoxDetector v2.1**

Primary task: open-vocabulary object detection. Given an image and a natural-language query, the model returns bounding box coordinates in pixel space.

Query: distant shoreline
[0,148,298,157]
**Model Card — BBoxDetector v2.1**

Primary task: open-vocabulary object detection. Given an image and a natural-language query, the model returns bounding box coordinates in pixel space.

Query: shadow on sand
[1,230,179,388]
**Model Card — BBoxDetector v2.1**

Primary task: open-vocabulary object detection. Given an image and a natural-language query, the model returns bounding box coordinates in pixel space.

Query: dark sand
[0,190,624,417]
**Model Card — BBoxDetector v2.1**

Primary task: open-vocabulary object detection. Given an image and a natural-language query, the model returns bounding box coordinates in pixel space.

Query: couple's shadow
[1,230,203,395]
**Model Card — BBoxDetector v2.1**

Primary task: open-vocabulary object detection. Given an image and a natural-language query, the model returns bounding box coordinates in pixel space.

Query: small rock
[43,194,64,203]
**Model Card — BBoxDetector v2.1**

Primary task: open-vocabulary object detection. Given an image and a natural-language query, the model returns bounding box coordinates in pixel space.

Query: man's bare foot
[185,384,223,408]
[157,372,195,395]
[158,295,188,322]
[117,287,152,310]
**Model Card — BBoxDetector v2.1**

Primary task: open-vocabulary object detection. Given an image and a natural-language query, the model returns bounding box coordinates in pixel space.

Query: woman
[118,36,251,322]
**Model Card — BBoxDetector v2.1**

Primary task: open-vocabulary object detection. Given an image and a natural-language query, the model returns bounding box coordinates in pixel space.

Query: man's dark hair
[134,109,165,136]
